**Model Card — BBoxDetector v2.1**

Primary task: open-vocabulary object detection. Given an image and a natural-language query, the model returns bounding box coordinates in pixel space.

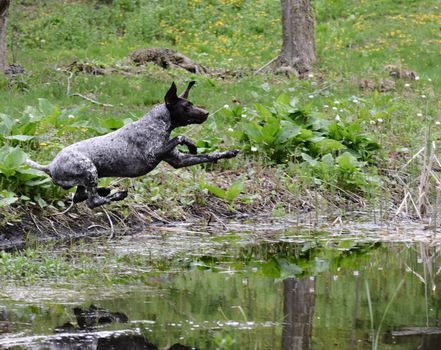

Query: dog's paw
[97,187,112,197]
[224,149,240,158]
[188,144,198,154]
[111,190,128,201]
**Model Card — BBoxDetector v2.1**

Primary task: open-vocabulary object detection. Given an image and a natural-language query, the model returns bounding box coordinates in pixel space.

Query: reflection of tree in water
[0,307,10,334]
[282,277,315,350]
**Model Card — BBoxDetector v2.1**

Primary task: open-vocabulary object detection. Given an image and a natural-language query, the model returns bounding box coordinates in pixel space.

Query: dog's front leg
[165,149,239,169]
[161,135,198,155]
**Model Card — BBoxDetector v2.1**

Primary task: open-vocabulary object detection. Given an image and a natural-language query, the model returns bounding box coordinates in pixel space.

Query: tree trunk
[277,0,316,76]
[282,277,315,350]
[0,0,9,72]
[0,0,10,72]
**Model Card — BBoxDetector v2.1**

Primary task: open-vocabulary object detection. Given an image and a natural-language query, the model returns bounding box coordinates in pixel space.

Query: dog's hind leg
[73,186,88,203]
[73,186,112,203]
[84,170,127,208]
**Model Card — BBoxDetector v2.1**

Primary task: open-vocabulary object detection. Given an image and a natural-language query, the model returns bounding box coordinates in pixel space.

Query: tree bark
[277,0,316,76]
[0,0,10,72]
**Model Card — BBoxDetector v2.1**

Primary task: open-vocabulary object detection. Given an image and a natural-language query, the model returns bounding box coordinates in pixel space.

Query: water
[0,219,440,349]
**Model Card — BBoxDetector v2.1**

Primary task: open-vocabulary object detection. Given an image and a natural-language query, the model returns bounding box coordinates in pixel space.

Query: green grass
[0,0,440,213]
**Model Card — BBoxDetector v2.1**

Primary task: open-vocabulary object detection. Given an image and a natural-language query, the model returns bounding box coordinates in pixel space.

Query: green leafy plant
[201,179,245,208]
[238,94,382,193]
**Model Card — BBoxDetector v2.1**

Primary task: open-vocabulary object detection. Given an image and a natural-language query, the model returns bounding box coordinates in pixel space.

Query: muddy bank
[0,167,323,249]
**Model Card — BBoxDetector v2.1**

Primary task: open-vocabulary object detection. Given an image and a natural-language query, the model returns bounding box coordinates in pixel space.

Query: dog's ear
[179,81,196,99]
[165,82,179,106]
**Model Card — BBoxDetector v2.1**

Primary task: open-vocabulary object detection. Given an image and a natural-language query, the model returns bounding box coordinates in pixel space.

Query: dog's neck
[139,104,174,133]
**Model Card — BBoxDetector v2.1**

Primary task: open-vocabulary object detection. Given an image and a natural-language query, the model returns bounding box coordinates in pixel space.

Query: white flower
[428,78,432,82]
[251,146,258,152]
[370,120,376,125]
[421,95,426,99]
[334,100,340,105]
[223,104,230,109]
[335,115,341,122]
[415,76,420,81]
[308,95,314,99]
[332,106,338,111]
[68,114,75,119]
[404,83,410,87]
[241,114,247,118]
[435,121,440,126]
[377,118,383,123]
[323,104,329,108]
[227,128,233,132]
[417,113,423,117]
[308,73,314,78]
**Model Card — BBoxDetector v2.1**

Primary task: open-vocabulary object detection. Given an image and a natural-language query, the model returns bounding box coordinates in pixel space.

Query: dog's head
[165,81,209,127]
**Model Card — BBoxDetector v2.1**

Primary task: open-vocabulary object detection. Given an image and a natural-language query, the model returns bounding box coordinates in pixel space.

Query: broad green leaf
[225,180,245,202]
[5,135,36,141]
[337,152,359,171]
[321,153,334,166]
[274,94,297,114]
[25,178,52,186]
[201,182,227,200]
[296,127,314,141]
[254,103,272,120]
[277,257,303,278]
[0,147,27,177]
[0,190,18,208]
[242,122,262,142]
[260,120,279,144]
[260,258,281,278]
[38,98,56,118]
[101,118,124,130]
[23,105,44,123]
[275,121,301,144]
[315,138,346,154]
[301,153,320,167]
[0,113,15,136]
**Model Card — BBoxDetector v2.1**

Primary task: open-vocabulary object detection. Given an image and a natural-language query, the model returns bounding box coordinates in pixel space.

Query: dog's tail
[26,159,51,176]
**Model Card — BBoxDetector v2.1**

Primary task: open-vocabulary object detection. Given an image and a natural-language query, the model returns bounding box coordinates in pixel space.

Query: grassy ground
[0,0,440,232]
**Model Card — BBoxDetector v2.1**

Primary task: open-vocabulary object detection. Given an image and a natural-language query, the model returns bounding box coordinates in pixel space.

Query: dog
[26,81,239,208]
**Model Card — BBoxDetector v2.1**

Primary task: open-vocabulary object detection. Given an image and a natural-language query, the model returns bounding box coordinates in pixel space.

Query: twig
[400,146,425,171]
[29,212,44,234]
[109,211,128,234]
[254,55,279,75]
[103,208,115,240]
[66,71,73,96]
[72,92,114,107]
[52,200,75,216]
[207,211,228,230]
[47,218,61,236]
[395,192,410,217]
[87,224,107,230]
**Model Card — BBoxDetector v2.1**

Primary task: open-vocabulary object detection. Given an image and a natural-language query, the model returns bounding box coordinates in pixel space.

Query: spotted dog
[26,82,239,208]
